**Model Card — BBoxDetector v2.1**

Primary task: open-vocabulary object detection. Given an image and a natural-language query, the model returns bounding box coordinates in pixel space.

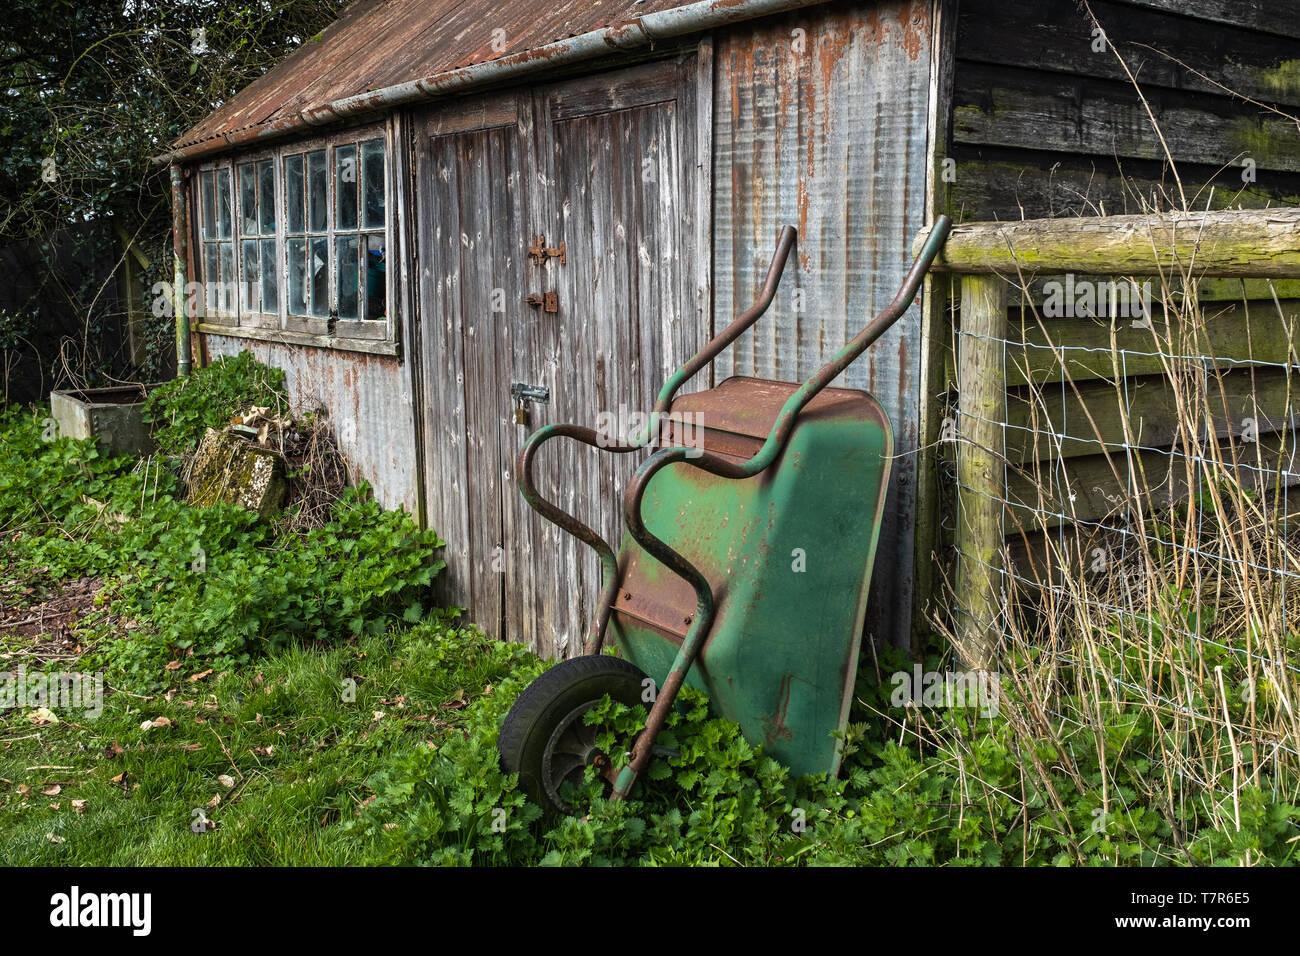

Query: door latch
[522,292,559,313]
[527,235,566,266]
[510,382,550,426]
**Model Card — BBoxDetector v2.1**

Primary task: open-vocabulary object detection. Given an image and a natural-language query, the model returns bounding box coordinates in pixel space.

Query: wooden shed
[164,0,1300,659]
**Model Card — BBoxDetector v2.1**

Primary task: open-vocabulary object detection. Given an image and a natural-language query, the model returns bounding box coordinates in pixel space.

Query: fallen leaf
[48,802,60,810]
[110,772,126,784]
[140,717,172,731]
[28,707,58,726]
[41,785,61,797]
[164,661,181,672]
[253,745,274,757]
[188,669,213,683]
[217,774,235,789]
[372,711,385,721]
[71,799,87,814]
[17,784,30,797]
[46,833,65,844]
[206,794,221,809]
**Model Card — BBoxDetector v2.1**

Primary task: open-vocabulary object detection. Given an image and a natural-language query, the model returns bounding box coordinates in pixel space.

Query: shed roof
[170,0,824,162]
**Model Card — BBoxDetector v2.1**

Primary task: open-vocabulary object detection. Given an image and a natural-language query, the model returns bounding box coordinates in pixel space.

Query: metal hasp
[510,382,550,404]
[513,215,953,806]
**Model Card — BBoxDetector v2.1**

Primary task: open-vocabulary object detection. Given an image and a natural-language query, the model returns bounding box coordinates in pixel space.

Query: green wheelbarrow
[499,216,953,814]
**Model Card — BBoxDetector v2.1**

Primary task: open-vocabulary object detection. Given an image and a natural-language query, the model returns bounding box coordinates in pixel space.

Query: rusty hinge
[527,235,566,266]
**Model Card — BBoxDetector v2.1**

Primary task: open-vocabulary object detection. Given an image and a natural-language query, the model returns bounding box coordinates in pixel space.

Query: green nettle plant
[141,350,288,455]
[3,347,1297,864]
[1,371,446,685]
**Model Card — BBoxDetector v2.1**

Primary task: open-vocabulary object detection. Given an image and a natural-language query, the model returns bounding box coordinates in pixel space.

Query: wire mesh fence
[936,259,1300,827]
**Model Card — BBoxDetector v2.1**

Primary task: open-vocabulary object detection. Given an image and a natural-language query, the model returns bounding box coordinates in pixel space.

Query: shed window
[282,137,386,329]
[194,128,391,345]
[197,167,234,318]
[237,159,277,318]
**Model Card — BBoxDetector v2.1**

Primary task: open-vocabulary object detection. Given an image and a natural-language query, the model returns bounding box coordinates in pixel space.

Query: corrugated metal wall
[204,335,420,514]
[712,0,933,649]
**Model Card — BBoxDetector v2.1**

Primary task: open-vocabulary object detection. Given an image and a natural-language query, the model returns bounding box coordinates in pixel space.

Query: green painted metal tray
[609,376,893,776]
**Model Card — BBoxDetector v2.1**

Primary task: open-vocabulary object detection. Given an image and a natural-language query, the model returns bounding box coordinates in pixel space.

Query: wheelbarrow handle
[610,216,954,798]
[516,423,642,654]
[641,225,798,436]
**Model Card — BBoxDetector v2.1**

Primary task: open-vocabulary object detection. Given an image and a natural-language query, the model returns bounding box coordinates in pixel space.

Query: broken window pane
[261,239,277,315]
[239,163,257,235]
[204,244,218,312]
[309,237,329,318]
[216,169,232,239]
[287,237,307,316]
[217,241,234,311]
[241,239,260,312]
[307,150,327,233]
[258,160,275,234]
[335,144,357,230]
[361,139,384,230]
[286,154,304,234]
[364,234,385,320]
[337,235,358,319]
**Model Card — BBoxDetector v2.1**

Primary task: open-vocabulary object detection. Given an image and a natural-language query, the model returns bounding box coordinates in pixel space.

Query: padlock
[515,400,528,426]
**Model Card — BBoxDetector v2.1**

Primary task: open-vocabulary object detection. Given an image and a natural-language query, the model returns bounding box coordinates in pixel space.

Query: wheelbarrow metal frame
[517,216,953,801]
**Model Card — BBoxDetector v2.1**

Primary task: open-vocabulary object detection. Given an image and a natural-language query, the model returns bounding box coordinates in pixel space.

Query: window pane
[261,239,278,315]
[337,235,358,319]
[361,140,385,230]
[335,145,357,230]
[309,237,328,317]
[285,154,304,234]
[200,171,215,239]
[239,163,257,235]
[218,241,233,311]
[216,169,232,239]
[241,239,260,312]
[307,150,327,232]
[258,160,275,234]
[287,238,307,316]
[364,234,386,320]
[204,244,218,311]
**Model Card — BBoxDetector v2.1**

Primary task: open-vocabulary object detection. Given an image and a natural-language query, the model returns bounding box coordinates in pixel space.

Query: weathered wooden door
[417,54,705,659]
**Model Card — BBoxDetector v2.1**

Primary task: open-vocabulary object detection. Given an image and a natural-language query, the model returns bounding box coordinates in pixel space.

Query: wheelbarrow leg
[610,613,712,799]
[610,447,719,800]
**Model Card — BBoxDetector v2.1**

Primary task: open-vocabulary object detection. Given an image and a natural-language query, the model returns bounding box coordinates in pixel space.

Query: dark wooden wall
[937,0,1300,586]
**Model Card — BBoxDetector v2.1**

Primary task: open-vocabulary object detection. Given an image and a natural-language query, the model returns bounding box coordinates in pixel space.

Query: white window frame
[191,122,394,347]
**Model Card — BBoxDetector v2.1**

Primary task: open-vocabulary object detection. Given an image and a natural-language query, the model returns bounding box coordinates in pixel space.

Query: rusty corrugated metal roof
[173,0,703,154]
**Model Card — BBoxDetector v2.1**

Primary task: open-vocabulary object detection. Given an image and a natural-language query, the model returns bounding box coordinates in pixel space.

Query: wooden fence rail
[913,207,1300,668]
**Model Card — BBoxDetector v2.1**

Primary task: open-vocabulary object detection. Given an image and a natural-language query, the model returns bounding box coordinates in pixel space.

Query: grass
[0,623,526,865]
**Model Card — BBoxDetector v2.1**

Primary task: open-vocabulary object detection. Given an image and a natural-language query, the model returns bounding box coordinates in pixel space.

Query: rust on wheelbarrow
[507,216,953,810]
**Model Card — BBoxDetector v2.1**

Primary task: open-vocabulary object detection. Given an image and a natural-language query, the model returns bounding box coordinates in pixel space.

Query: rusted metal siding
[203,335,420,514]
[712,0,933,650]
[174,0,699,153]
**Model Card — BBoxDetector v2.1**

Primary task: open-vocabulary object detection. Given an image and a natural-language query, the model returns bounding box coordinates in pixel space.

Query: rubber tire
[498,654,649,816]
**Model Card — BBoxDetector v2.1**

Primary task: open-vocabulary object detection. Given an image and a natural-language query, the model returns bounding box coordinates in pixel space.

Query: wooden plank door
[417,56,705,658]
[417,97,530,632]
[507,56,704,658]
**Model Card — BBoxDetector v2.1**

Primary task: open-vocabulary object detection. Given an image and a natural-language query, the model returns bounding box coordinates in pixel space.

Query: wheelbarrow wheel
[498,654,648,816]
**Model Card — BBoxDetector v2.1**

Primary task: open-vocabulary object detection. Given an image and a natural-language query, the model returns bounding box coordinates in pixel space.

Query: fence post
[954,274,1007,669]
